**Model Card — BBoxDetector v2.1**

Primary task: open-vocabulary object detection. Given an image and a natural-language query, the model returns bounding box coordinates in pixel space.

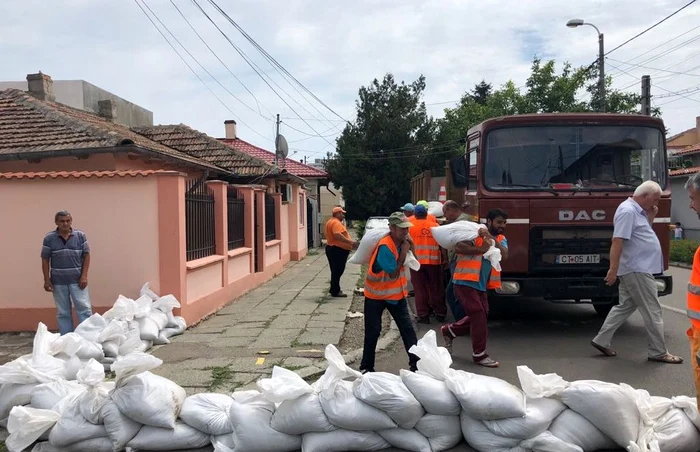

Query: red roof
[220,138,327,179]
[0,170,178,180]
[670,166,700,177]
[670,144,700,157]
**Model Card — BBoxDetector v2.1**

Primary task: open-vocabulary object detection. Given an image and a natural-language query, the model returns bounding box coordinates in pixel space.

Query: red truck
[449,113,672,316]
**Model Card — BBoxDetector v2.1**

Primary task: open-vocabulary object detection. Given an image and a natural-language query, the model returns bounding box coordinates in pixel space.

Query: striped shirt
[41,229,90,285]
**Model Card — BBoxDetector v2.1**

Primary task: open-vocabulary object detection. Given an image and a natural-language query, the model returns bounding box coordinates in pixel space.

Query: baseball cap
[401,202,415,212]
[332,206,346,214]
[416,200,429,209]
[414,205,427,216]
[388,212,413,228]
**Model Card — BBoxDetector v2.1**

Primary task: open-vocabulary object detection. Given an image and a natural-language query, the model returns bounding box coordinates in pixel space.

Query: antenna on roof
[275,114,288,169]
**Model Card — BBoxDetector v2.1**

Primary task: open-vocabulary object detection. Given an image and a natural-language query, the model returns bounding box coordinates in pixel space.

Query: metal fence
[185,179,216,261]
[265,193,277,241]
[227,189,245,250]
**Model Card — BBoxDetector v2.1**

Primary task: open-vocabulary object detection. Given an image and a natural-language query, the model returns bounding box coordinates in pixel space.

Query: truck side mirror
[450,155,468,188]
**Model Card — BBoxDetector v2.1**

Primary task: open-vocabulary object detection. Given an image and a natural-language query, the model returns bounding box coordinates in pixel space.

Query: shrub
[355,220,367,240]
[670,239,699,265]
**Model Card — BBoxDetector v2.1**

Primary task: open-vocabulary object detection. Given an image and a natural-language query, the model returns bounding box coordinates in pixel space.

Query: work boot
[416,315,430,324]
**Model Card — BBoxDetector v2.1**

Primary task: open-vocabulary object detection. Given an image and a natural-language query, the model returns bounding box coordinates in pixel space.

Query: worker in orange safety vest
[684,173,700,407]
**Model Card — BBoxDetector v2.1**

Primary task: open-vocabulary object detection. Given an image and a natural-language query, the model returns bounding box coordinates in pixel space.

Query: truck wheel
[592,297,618,317]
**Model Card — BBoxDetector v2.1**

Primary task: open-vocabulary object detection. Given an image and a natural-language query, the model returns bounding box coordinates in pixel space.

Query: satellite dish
[276,134,289,158]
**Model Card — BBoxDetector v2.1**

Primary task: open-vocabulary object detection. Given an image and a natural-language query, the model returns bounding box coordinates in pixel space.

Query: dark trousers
[445,263,466,321]
[360,297,419,371]
[447,285,489,359]
[410,265,446,318]
[325,245,350,296]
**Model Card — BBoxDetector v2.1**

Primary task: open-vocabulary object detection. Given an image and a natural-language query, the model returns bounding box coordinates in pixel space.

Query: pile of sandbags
[431,222,502,271]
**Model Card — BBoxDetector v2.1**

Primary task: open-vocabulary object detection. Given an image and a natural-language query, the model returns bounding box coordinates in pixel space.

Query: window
[185,180,215,261]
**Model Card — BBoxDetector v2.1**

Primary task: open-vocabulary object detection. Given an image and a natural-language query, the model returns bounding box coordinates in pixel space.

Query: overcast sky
[2,0,700,162]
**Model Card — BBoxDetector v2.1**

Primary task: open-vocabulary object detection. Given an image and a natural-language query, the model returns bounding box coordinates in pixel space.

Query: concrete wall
[319,182,344,233]
[671,177,700,240]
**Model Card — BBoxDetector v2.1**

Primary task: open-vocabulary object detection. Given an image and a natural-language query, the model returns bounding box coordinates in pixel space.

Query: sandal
[648,354,683,364]
[475,356,499,368]
[591,340,617,357]
[440,325,454,354]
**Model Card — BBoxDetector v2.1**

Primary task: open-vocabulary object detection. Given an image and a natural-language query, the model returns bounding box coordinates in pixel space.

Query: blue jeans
[52,284,92,335]
[446,261,466,321]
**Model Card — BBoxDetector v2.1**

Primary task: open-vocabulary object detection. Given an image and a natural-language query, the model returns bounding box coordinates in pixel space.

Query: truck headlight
[496,282,520,295]
[655,280,666,292]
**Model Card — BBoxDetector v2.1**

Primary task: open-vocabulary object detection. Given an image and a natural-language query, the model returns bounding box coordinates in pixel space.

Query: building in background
[667,115,700,240]
[309,159,345,234]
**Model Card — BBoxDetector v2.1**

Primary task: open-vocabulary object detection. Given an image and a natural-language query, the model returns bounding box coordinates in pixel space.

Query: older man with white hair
[591,181,683,364]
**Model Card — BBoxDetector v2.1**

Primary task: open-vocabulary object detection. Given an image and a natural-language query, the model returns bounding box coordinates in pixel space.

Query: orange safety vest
[409,217,441,265]
[687,246,700,330]
[453,236,502,290]
[364,236,408,301]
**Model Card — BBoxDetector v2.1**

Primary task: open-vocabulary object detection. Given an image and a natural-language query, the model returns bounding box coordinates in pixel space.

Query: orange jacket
[364,236,408,300]
[688,247,700,330]
[453,236,502,290]
[409,217,441,265]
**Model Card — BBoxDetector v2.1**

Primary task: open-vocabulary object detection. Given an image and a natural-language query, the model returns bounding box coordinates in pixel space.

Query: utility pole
[641,75,652,116]
[275,114,280,166]
[598,32,605,112]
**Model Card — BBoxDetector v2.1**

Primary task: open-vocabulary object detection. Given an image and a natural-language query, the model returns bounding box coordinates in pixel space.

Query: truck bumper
[495,273,673,301]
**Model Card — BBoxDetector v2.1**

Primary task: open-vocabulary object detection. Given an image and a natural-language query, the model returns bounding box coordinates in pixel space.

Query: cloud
[1,0,699,162]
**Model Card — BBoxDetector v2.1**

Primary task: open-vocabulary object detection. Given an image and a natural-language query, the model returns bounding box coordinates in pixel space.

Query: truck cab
[455,113,672,316]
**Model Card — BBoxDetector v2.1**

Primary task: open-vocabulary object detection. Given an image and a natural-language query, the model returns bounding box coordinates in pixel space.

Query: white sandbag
[311,344,363,393]
[6,406,60,452]
[228,390,302,452]
[0,383,36,426]
[30,380,84,411]
[0,327,66,385]
[669,395,700,430]
[482,397,566,440]
[135,316,159,341]
[431,221,484,250]
[409,330,453,381]
[75,360,110,424]
[377,428,432,452]
[101,340,119,358]
[516,431,583,452]
[404,250,421,271]
[73,313,108,343]
[212,434,235,452]
[302,429,391,452]
[140,282,160,301]
[109,353,185,429]
[62,356,87,381]
[445,368,527,420]
[347,227,389,265]
[160,318,187,341]
[139,340,153,351]
[549,409,617,452]
[320,379,397,431]
[127,421,211,450]
[103,295,137,321]
[273,393,336,435]
[400,369,461,416]
[352,371,424,429]
[48,393,108,447]
[517,365,570,398]
[414,414,463,452]
[97,320,127,345]
[258,365,313,402]
[460,411,520,451]
[559,380,640,448]
[179,393,234,435]
[147,309,169,331]
[100,400,142,452]
[152,293,181,315]
[32,438,113,452]
[152,333,171,346]
[133,295,153,318]
[639,407,700,452]
[428,201,444,217]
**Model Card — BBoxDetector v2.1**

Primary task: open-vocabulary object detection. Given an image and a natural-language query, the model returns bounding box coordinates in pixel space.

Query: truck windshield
[483,125,666,191]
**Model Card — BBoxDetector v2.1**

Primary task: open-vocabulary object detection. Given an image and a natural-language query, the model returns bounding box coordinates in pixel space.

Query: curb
[671,262,692,269]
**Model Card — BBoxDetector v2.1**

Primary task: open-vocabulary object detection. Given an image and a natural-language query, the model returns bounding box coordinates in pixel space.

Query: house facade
[668,115,700,240]
[0,73,307,331]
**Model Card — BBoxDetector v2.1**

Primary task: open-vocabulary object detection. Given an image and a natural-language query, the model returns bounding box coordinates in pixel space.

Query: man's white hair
[633,180,662,197]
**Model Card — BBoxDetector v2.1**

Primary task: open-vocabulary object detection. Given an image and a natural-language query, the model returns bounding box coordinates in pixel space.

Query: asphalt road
[373,266,697,452]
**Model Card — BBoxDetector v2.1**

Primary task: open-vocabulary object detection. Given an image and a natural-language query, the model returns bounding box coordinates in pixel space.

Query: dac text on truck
[450,113,672,317]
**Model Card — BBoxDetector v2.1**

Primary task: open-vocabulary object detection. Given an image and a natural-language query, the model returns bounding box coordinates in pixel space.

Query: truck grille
[530,227,612,274]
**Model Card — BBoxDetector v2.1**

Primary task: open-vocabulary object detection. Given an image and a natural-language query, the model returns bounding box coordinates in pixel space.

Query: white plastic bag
[445,368,527,420]
[127,421,211,450]
[258,366,314,402]
[48,393,108,448]
[320,379,397,431]
[100,400,142,452]
[0,325,66,385]
[140,282,160,301]
[460,411,520,451]
[637,407,700,452]
[377,428,432,452]
[431,221,484,250]
[30,380,84,411]
[228,390,302,452]
[352,371,424,429]
[400,368,461,416]
[414,414,463,452]
[405,250,421,271]
[109,353,185,429]
[311,344,362,393]
[347,227,389,265]
[482,397,566,440]
[101,340,120,358]
[559,380,640,448]
[517,365,570,398]
[6,406,60,452]
[50,333,103,361]
[549,409,617,452]
[427,201,444,218]
[103,296,137,321]
[517,431,584,452]
[135,316,159,341]
[409,330,453,381]
[32,438,113,452]
[147,309,169,331]
[179,393,234,435]
[75,359,110,424]
[273,393,336,435]
[73,314,108,343]
[0,383,36,426]
[212,435,235,452]
[302,429,391,452]
[132,295,153,319]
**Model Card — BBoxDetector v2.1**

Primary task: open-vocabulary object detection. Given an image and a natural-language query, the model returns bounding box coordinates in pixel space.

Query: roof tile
[219,138,328,178]
[0,170,178,180]
[669,166,700,177]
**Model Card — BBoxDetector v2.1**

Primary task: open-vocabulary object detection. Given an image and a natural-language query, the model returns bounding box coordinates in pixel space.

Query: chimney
[26,72,55,102]
[225,120,237,139]
[696,115,700,143]
[98,100,117,122]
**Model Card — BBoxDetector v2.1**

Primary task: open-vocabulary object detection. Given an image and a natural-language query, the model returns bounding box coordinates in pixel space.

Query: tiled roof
[0,170,179,180]
[671,144,700,157]
[667,127,696,143]
[133,125,277,178]
[669,166,700,177]
[0,89,221,172]
[219,138,328,178]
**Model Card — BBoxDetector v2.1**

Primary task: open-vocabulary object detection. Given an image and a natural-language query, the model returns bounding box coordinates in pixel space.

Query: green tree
[470,80,493,105]
[325,74,434,220]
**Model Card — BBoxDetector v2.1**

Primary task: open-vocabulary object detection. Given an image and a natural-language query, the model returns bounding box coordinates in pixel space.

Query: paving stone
[220,327,263,338]
[239,310,280,322]
[252,329,303,349]
[232,321,268,329]
[209,336,255,347]
[216,301,258,316]
[269,315,310,329]
[281,301,318,315]
[306,320,346,329]
[170,369,212,388]
[182,387,209,396]
[281,357,313,368]
[169,333,218,343]
[196,315,240,328]
[309,313,347,323]
[295,349,324,358]
[229,357,278,372]
[296,366,325,379]
[172,357,232,370]
[296,327,343,346]
[191,325,228,334]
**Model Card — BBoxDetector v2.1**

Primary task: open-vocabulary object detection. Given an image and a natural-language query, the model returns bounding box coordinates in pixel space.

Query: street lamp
[567,18,605,112]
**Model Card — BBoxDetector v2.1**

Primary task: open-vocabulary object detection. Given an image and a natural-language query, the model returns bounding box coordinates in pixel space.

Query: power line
[622,23,700,64]
[133,0,273,143]
[607,58,700,77]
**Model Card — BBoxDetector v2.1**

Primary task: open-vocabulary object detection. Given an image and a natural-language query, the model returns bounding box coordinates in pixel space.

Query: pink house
[0,75,309,331]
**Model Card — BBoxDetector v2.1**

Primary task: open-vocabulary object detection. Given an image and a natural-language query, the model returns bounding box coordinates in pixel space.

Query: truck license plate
[555,254,600,264]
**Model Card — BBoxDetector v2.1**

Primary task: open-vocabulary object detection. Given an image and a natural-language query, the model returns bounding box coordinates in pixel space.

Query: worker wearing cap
[401,203,415,219]
[416,200,438,223]
[409,204,447,324]
[361,212,419,373]
[325,206,357,298]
